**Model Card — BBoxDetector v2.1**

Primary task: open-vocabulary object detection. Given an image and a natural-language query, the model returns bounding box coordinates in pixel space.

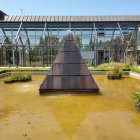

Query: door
[98,50,104,65]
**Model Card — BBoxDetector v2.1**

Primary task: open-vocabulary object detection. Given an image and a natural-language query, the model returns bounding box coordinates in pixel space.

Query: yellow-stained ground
[0,75,140,140]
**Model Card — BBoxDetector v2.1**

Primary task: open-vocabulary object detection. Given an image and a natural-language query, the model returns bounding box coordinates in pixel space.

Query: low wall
[129,71,140,80]
[0,71,130,78]
[90,71,106,75]
[90,71,129,75]
[31,71,48,75]
[0,72,10,78]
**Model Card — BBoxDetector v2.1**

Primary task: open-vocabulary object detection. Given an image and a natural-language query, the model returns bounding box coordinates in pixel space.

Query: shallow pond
[0,75,140,140]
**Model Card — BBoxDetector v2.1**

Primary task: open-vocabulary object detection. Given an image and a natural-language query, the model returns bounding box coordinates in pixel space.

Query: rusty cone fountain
[39,31,99,93]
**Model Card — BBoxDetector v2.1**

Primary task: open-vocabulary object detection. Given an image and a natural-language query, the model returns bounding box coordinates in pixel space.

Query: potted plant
[107,64,122,80]
[132,91,140,112]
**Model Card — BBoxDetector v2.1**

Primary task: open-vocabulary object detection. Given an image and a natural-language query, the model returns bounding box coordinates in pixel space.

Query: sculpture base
[107,75,121,80]
[39,88,99,93]
[39,75,99,93]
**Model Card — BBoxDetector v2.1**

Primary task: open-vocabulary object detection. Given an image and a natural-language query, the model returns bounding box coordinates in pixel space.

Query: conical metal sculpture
[39,31,99,93]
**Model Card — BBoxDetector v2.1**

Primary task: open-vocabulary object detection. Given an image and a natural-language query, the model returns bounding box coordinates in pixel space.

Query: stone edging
[0,71,131,78]
[129,71,140,79]
[0,72,11,78]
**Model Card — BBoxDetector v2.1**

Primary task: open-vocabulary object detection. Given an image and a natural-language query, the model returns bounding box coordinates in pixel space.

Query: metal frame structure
[0,13,140,67]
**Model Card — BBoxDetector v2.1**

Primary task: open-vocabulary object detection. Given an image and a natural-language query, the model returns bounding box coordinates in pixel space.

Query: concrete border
[0,72,11,78]
[0,71,130,78]
[129,71,140,79]
[90,71,106,75]
[31,71,48,75]
[90,71,130,75]
[9,71,48,75]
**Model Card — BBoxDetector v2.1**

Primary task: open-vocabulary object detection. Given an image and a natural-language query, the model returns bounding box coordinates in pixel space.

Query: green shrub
[132,91,140,105]
[131,68,140,73]
[107,64,122,77]
[0,69,7,74]
[89,62,132,71]
[11,73,32,81]
[0,62,132,72]
[4,72,32,83]
[0,67,50,72]
[122,64,132,71]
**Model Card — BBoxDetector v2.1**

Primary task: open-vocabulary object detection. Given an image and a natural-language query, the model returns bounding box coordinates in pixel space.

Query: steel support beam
[15,22,22,44]
[134,27,138,63]
[24,28,31,65]
[117,22,124,44]
[1,28,7,38]
[124,30,135,62]
[93,23,98,66]
[24,28,31,45]
[14,22,26,67]
[1,27,16,67]
[69,22,71,30]
[1,28,7,46]
[42,22,47,67]
[89,23,95,66]
[46,24,50,66]
[117,22,126,61]
[110,27,116,61]
[90,23,94,51]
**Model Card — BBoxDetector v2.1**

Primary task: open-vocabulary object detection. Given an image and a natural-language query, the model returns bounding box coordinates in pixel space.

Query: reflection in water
[0,75,140,140]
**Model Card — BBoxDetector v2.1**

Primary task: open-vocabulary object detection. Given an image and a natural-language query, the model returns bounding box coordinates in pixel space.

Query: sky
[0,0,140,16]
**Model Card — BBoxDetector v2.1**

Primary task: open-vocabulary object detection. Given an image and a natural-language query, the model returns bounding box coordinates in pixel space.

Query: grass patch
[0,67,50,72]
[0,69,8,74]
[131,68,140,73]
[4,72,32,83]
[0,62,133,72]
[106,64,122,79]
[89,62,132,71]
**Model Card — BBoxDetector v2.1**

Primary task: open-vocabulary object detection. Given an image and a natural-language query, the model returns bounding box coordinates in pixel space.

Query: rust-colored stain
[39,33,99,93]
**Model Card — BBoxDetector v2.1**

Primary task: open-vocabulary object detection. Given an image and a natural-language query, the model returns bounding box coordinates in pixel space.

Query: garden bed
[0,69,7,74]
[107,75,121,80]
[4,72,32,84]
[106,64,122,80]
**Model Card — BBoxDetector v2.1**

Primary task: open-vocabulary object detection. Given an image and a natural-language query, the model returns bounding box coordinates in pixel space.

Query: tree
[30,35,83,66]
[31,36,61,66]
[3,37,14,66]
[75,36,83,50]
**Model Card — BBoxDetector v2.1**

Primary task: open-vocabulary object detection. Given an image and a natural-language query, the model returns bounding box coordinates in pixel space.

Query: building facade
[0,10,140,67]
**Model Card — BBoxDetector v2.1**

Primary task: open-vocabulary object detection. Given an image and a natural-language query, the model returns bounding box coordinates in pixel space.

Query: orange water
[0,75,140,140]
